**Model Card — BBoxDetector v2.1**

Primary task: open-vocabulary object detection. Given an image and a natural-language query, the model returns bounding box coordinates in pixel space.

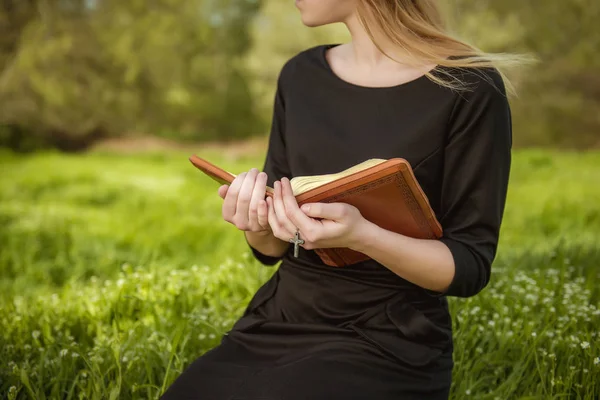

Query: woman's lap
[160,335,452,400]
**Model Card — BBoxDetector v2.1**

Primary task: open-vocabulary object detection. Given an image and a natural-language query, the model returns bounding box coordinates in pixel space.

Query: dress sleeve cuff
[423,237,488,298]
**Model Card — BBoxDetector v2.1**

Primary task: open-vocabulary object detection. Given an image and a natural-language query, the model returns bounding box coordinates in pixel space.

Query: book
[189,155,443,267]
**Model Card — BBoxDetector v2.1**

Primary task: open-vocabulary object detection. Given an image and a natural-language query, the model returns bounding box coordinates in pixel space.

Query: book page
[290,158,387,195]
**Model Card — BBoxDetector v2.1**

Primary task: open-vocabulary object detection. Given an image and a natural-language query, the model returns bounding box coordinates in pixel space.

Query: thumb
[301,203,341,220]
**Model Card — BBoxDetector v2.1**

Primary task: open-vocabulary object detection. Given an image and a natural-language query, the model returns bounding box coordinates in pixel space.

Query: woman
[162,0,521,398]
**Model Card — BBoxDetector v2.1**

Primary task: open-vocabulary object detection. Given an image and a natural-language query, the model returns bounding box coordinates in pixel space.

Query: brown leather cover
[189,155,442,267]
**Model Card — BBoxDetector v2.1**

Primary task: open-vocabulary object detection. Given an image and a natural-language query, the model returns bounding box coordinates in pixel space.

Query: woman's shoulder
[436,58,508,99]
[277,44,332,82]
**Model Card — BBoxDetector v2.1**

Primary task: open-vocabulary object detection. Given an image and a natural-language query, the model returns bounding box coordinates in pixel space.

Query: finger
[280,177,316,232]
[257,199,269,229]
[301,202,346,221]
[273,180,298,235]
[267,196,287,240]
[218,184,228,199]
[234,168,259,226]
[248,171,268,229]
[269,194,295,241]
[222,172,246,221]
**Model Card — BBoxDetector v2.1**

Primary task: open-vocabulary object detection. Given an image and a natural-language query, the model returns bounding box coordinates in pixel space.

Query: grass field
[1,147,599,399]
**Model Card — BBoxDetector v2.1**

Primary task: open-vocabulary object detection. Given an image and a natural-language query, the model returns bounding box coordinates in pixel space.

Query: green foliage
[1,1,598,150]
[0,149,599,398]
[447,0,600,148]
[0,0,263,150]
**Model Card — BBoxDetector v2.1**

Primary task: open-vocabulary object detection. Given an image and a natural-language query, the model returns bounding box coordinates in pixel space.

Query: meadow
[0,147,599,399]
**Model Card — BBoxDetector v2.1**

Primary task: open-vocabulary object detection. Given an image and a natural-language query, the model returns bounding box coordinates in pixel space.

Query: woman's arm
[349,224,456,293]
[353,68,512,297]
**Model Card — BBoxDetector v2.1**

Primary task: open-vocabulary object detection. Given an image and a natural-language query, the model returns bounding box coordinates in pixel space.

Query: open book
[189,155,442,267]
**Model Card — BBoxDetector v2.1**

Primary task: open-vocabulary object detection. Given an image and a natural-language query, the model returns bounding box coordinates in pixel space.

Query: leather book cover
[291,159,442,266]
[189,155,442,267]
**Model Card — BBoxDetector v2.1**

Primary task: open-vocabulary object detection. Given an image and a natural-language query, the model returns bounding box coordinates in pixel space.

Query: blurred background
[0,0,599,151]
[1,1,599,399]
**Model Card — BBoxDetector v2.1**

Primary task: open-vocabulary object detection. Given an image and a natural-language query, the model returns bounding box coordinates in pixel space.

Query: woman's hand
[219,168,272,236]
[268,177,369,250]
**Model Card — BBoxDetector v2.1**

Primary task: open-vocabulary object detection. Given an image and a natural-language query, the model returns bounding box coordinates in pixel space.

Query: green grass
[0,148,599,399]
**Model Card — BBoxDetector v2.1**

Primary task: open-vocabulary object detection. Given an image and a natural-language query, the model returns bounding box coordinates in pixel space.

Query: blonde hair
[356,0,534,95]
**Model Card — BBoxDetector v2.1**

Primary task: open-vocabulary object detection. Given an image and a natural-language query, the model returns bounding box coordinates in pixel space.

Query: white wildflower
[60,349,69,357]
[593,357,600,365]
[531,332,537,338]
[580,341,590,349]
[466,389,471,395]
[32,330,41,340]
[488,320,495,327]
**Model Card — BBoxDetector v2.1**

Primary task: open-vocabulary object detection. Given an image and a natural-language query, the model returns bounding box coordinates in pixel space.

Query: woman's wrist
[245,229,288,258]
[347,218,378,253]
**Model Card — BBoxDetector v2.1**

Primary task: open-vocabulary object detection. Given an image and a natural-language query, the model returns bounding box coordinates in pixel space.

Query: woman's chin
[298,14,328,28]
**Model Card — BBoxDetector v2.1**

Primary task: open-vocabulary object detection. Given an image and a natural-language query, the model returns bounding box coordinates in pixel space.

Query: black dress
[161,44,512,400]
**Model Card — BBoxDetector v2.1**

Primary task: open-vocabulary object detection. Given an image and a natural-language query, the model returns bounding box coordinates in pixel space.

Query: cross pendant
[289,230,305,258]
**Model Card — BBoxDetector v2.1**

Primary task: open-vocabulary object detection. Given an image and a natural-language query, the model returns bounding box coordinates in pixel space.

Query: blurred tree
[0,0,263,151]
[0,0,117,150]
[447,0,600,148]
[0,0,598,150]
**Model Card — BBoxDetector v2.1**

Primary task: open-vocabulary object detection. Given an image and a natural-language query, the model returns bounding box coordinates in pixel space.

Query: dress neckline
[319,43,436,92]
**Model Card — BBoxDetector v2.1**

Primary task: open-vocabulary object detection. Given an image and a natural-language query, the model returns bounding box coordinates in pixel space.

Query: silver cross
[289,229,304,258]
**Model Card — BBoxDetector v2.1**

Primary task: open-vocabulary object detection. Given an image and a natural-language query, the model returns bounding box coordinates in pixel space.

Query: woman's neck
[343,13,415,68]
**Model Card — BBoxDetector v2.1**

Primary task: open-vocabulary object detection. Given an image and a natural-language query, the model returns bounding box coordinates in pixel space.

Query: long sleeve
[246,67,293,265]
[436,68,512,298]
